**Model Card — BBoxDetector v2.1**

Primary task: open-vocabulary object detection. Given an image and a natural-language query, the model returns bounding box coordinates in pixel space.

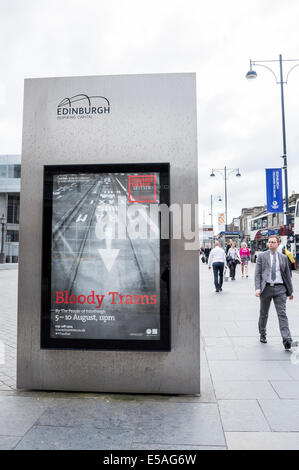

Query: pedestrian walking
[199,247,205,263]
[227,241,240,280]
[255,235,294,350]
[208,241,227,292]
[204,246,211,265]
[225,238,233,255]
[240,242,250,278]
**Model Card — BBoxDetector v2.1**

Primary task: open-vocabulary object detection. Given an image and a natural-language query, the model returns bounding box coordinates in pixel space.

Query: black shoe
[260,335,267,344]
[220,288,222,291]
[284,339,292,350]
[216,289,219,292]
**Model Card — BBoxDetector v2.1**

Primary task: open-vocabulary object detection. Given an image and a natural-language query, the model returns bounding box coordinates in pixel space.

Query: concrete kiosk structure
[17,73,199,394]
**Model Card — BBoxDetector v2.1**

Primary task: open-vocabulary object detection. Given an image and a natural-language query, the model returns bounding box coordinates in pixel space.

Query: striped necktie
[271,252,276,282]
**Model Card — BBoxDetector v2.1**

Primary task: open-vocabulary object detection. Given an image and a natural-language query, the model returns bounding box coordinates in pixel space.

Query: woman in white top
[227,241,241,280]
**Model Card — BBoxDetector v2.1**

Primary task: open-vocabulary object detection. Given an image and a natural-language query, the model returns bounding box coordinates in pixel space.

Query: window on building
[0,165,7,177]
[7,195,20,224]
[6,230,19,242]
[7,165,21,178]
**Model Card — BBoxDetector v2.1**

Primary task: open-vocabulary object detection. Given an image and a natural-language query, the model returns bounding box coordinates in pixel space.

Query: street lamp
[246,54,299,247]
[210,167,241,231]
[0,214,6,264]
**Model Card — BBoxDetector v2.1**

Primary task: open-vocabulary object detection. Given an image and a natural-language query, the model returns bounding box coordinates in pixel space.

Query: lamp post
[246,54,299,248]
[0,214,6,264]
[210,167,241,231]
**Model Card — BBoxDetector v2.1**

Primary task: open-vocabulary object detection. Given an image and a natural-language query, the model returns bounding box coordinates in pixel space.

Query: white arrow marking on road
[98,227,119,272]
[76,213,87,223]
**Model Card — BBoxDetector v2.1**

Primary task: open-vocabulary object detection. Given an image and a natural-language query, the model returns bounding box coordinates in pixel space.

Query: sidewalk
[201,262,299,450]
[1,265,299,449]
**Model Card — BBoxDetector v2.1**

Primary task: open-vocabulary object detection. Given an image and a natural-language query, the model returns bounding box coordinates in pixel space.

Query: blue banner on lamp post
[266,168,284,213]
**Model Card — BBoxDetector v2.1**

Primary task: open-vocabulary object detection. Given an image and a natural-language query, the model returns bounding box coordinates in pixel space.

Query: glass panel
[6,230,19,242]
[0,165,7,178]
[41,164,170,351]
[14,165,21,178]
[7,195,20,224]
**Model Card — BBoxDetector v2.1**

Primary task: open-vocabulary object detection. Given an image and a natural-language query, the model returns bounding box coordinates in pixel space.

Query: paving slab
[200,350,212,379]
[203,337,232,347]
[205,346,238,361]
[224,321,279,337]
[218,399,271,432]
[270,381,299,399]
[131,443,226,450]
[0,384,13,391]
[280,362,299,380]
[226,432,299,450]
[15,425,134,450]
[133,402,226,447]
[200,323,228,337]
[214,380,278,400]
[0,436,21,450]
[0,396,52,436]
[234,343,292,361]
[37,398,141,429]
[258,399,299,431]
[209,360,292,382]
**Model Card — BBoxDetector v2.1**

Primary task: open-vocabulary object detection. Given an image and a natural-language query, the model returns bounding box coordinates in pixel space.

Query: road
[51,173,161,340]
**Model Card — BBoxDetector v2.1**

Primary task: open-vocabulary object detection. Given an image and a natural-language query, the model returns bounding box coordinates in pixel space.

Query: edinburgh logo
[57,94,110,120]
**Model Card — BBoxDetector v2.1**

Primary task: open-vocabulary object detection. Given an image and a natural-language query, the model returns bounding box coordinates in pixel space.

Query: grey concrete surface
[1,264,299,449]
[0,263,18,270]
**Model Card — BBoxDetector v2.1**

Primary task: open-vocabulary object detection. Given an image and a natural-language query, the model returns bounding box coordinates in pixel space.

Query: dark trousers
[229,262,236,279]
[259,284,292,342]
[212,262,224,290]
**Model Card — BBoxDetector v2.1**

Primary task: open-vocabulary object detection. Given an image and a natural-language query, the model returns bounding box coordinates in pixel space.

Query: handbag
[226,255,233,264]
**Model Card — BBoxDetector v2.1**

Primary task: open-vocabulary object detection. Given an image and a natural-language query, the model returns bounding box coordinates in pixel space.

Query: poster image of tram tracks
[50,172,161,341]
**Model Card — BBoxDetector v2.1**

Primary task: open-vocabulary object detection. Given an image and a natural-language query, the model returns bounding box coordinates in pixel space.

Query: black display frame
[41,163,171,351]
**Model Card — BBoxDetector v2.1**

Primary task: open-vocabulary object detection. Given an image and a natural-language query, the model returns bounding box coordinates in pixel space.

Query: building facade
[0,154,21,262]
[249,193,299,263]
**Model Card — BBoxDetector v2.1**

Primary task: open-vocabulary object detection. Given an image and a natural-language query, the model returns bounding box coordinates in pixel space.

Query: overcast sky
[1,0,299,227]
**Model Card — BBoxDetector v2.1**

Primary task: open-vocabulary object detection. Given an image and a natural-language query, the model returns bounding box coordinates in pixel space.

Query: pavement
[1,263,299,450]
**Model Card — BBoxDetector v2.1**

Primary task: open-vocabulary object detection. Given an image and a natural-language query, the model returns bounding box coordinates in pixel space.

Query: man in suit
[255,235,294,350]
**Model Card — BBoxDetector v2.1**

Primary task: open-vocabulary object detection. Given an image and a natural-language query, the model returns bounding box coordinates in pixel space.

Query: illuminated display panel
[41,163,170,351]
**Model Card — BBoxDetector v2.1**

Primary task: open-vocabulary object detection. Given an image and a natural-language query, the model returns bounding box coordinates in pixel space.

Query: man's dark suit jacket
[255,250,293,297]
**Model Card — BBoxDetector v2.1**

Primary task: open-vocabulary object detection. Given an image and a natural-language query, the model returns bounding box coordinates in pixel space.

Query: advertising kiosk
[17,73,199,394]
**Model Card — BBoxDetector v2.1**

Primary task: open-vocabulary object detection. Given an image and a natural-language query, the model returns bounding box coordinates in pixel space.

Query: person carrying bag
[240,242,251,278]
[227,241,241,280]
